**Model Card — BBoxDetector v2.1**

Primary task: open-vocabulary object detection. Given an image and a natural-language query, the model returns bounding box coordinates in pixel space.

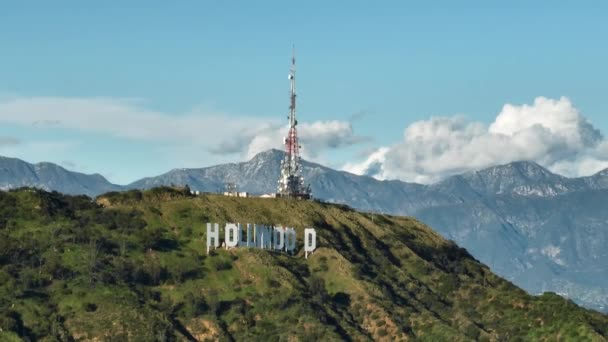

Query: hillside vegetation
[0,187,607,341]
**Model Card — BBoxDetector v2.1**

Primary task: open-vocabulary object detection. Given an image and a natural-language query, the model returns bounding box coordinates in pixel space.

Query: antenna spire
[277,47,311,200]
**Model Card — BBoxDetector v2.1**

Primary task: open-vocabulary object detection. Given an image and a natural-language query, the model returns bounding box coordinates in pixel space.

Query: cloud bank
[0,96,365,165]
[345,97,608,183]
[3,95,606,184]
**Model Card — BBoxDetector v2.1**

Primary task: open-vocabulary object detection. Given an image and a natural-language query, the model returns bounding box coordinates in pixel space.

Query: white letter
[225,223,239,249]
[239,223,253,247]
[206,223,219,255]
[274,226,285,251]
[304,228,317,259]
[284,227,296,254]
[255,224,273,250]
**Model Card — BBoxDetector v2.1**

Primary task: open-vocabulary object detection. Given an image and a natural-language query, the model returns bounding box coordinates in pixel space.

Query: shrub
[211,258,233,271]
[332,292,351,307]
[266,278,281,288]
[84,303,98,312]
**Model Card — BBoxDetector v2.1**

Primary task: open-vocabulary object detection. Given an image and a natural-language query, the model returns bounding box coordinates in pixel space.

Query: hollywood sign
[206,223,317,258]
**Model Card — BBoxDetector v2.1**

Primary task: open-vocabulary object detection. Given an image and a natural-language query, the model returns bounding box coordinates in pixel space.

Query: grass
[0,186,606,340]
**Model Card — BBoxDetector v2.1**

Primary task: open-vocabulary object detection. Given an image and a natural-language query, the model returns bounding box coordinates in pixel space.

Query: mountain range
[0,156,121,197]
[1,150,607,312]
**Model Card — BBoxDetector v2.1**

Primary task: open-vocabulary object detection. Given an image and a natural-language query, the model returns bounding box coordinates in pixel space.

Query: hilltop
[2,151,608,311]
[0,187,607,340]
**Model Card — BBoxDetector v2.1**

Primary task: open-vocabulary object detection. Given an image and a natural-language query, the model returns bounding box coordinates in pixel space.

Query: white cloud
[241,120,367,160]
[0,96,269,145]
[343,147,389,177]
[6,94,605,184]
[0,96,367,168]
[347,97,608,183]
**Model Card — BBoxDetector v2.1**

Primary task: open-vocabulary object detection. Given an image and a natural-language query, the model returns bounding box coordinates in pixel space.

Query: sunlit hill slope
[0,187,607,341]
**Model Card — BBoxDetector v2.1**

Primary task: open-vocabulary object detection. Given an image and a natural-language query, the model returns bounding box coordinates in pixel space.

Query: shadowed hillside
[0,187,607,341]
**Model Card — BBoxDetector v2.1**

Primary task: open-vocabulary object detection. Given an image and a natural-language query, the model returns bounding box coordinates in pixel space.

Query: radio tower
[277,47,312,200]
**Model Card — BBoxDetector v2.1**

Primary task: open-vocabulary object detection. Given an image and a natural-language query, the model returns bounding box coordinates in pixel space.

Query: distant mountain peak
[439,160,574,197]
[478,160,556,179]
[251,148,285,161]
[0,155,120,197]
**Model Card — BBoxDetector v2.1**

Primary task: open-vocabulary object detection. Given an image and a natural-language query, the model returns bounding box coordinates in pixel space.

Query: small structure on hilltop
[223,182,248,198]
[276,48,312,200]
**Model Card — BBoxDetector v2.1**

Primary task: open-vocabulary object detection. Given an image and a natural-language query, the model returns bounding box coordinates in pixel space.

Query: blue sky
[1,1,608,184]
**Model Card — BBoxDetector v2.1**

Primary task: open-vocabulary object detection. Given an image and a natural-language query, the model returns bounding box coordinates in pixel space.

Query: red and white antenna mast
[277,46,311,199]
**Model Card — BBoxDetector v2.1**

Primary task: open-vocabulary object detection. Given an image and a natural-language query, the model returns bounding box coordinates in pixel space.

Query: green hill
[0,187,607,341]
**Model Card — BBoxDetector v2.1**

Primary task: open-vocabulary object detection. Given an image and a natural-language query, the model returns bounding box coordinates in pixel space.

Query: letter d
[304,228,317,259]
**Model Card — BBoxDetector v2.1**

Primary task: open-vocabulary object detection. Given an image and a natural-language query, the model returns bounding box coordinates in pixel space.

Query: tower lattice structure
[277,49,312,200]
